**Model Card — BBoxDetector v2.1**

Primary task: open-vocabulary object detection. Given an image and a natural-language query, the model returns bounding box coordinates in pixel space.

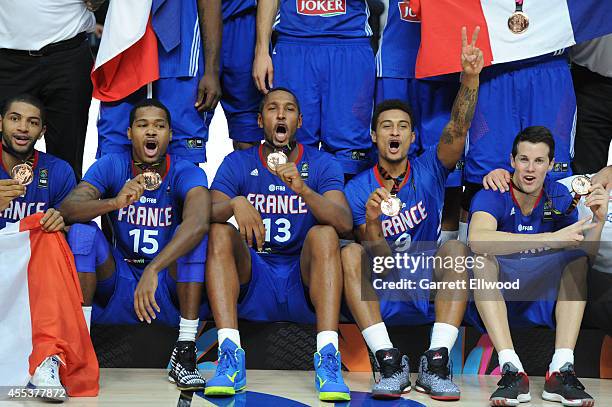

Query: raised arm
[252,0,279,93]
[60,176,146,225]
[437,26,483,169]
[195,0,222,111]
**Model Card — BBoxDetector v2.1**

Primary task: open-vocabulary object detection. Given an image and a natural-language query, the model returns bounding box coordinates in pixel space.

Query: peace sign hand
[461,26,484,76]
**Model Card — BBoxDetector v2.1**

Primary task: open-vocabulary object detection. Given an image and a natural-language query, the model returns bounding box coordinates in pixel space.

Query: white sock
[362,322,394,353]
[429,322,459,351]
[177,317,198,342]
[498,349,525,373]
[549,348,574,373]
[82,306,92,334]
[217,328,241,348]
[316,331,338,352]
[458,222,469,243]
[439,230,459,246]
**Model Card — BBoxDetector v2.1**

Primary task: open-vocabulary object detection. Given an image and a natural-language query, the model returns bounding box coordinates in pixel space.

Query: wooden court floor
[2,369,610,406]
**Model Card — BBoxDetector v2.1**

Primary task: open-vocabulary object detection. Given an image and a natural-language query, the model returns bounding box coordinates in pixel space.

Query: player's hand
[584,183,609,223]
[0,179,25,211]
[230,196,266,251]
[252,51,273,94]
[591,166,612,190]
[549,217,597,249]
[195,71,222,112]
[113,174,146,209]
[275,162,307,195]
[365,188,391,222]
[483,168,511,192]
[40,208,65,233]
[134,268,160,323]
[461,26,484,76]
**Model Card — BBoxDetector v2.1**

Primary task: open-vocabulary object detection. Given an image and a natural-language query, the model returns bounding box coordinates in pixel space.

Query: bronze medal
[11,163,34,186]
[508,11,529,34]
[381,195,402,217]
[571,175,591,196]
[267,151,288,171]
[142,171,162,191]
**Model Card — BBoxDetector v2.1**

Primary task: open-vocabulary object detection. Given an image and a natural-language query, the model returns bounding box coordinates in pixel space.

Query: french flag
[0,215,99,396]
[410,0,612,78]
[92,0,159,102]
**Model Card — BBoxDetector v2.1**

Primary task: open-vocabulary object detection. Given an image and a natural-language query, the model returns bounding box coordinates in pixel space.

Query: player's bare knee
[472,253,499,280]
[208,223,237,256]
[307,225,340,254]
[341,243,365,283]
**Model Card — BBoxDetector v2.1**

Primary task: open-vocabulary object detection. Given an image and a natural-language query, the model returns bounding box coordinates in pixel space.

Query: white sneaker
[27,355,67,402]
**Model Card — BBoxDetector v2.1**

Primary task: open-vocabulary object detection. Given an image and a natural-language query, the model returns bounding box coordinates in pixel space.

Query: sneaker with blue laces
[204,338,246,397]
[314,343,351,402]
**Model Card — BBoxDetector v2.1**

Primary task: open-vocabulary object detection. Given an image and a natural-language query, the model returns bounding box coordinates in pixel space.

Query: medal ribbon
[377,161,410,195]
[515,0,523,12]
[264,140,295,156]
[1,140,35,167]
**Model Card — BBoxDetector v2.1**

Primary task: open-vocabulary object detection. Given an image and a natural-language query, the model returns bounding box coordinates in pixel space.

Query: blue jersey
[211,144,345,256]
[152,0,203,78]
[222,0,256,20]
[0,150,76,229]
[345,147,450,248]
[376,0,420,78]
[469,178,578,235]
[83,153,207,265]
[274,0,372,38]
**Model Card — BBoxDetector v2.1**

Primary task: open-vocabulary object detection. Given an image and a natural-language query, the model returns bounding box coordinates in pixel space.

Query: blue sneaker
[314,343,351,401]
[205,339,246,397]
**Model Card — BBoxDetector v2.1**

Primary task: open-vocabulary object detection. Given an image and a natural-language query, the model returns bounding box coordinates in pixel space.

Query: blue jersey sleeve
[82,155,117,197]
[50,160,76,207]
[345,176,369,227]
[469,189,505,223]
[315,154,345,194]
[174,161,208,200]
[211,152,243,198]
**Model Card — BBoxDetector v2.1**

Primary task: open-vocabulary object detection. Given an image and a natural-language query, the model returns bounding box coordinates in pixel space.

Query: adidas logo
[384,353,393,361]
[433,353,442,360]
[250,169,259,176]
[510,207,515,215]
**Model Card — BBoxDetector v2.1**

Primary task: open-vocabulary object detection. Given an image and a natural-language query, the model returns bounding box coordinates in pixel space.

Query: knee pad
[66,222,109,273]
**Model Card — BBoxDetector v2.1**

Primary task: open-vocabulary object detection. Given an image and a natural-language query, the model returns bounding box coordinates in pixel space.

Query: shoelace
[321,353,339,382]
[428,359,451,380]
[217,348,238,376]
[41,357,60,381]
[497,371,520,388]
[560,370,585,390]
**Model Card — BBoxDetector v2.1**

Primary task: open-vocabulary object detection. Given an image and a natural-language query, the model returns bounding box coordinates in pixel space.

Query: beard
[1,132,35,161]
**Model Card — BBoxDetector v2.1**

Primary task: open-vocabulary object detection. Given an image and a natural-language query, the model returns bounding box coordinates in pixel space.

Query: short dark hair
[258,87,301,114]
[371,99,414,131]
[129,98,172,128]
[1,94,46,125]
[511,126,555,161]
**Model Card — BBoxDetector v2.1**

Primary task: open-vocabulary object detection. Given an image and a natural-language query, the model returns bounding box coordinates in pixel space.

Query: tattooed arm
[437,26,484,169]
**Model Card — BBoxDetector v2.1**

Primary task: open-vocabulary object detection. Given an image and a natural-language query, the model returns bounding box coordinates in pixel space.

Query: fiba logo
[398,1,419,22]
[269,184,286,192]
[518,224,533,232]
[140,196,157,204]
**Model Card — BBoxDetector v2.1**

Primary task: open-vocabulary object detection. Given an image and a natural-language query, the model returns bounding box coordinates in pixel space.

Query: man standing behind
[0,0,100,179]
[205,88,353,401]
[253,0,375,177]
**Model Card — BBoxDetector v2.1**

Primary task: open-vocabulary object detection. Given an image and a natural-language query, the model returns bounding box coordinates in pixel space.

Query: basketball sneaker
[415,347,460,401]
[314,343,351,401]
[205,338,246,397]
[27,355,67,402]
[542,363,595,407]
[168,341,206,391]
[489,362,531,406]
[372,348,411,399]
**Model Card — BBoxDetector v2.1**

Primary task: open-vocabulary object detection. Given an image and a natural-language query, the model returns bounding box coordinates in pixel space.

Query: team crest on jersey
[38,168,48,189]
[300,162,309,180]
[297,0,346,17]
[398,2,419,22]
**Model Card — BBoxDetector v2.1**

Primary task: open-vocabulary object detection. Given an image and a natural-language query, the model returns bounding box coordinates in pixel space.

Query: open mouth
[275,123,288,143]
[143,139,159,158]
[523,175,536,183]
[389,140,400,154]
[12,134,30,147]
